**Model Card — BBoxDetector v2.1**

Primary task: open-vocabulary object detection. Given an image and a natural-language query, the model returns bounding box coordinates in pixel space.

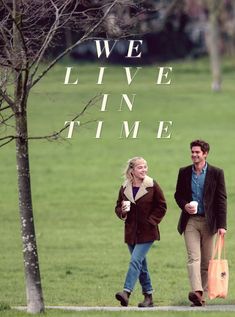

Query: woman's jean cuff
[123,288,132,293]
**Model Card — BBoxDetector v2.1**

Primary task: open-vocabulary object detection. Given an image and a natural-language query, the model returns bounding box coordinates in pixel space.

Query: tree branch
[27,119,97,141]
[1,0,29,63]
[0,87,15,109]
[0,135,15,148]
[0,105,11,112]
[0,93,101,148]
[0,25,13,68]
[29,0,67,82]
[0,113,15,125]
[28,93,101,140]
[31,0,120,88]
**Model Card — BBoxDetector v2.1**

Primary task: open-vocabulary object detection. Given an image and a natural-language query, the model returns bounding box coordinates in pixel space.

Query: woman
[115,157,167,307]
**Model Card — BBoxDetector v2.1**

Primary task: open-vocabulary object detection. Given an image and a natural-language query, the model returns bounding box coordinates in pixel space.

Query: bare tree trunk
[13,0,44,312]
[206,0,222,91]
[15,109,44,313]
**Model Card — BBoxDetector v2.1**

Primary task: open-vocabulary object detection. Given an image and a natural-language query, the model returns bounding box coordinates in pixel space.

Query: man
[174,140,227,306]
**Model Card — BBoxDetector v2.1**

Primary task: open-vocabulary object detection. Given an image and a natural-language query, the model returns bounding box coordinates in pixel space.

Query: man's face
[191,146,207,165]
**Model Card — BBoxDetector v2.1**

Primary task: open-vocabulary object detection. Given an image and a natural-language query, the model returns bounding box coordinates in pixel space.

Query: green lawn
[1,310,235,317]
[0,57,235,316]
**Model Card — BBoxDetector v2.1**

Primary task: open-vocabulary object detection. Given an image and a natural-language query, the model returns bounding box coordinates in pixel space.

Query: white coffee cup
[123,200,131,212]
[189,201,198,214]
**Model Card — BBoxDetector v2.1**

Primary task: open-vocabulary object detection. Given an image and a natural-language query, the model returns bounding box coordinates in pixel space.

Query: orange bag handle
[211,234,225,260]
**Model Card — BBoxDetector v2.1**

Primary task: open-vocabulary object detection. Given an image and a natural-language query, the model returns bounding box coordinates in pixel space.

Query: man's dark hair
[190,140,210,154]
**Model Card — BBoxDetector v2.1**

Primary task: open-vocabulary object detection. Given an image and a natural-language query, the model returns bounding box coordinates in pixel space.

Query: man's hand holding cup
[185,201,198,214]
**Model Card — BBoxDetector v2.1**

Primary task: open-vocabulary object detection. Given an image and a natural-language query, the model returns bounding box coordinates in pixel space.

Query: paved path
[14,305,235,312]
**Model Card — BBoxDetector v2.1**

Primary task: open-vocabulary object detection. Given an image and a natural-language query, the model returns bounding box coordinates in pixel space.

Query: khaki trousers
[184,216,215,294]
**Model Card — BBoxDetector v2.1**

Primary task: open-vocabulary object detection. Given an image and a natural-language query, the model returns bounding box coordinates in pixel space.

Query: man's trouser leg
[184,216,214,293]
[184,217,202,292]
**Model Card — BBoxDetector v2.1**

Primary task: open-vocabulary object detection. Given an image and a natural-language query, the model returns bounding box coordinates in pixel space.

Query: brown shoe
[115,291,130,307]
[188,291,203,306]
[190,300,206,307]
[138,293,154,308]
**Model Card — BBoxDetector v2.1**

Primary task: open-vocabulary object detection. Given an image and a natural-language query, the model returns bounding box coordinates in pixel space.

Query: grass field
[2,309,235,317]
[0,57,235,316]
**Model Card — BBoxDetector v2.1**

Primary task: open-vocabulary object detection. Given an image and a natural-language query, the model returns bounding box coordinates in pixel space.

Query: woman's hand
[121,201,129,220]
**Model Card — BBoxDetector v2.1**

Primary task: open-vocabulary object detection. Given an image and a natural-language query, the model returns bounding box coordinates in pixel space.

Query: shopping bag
[208,234,229,299]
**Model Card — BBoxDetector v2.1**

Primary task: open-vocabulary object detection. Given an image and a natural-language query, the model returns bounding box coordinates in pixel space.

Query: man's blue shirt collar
[192,162,208,174]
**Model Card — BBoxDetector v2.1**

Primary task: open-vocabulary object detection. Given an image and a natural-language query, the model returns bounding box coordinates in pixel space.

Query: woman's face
[132,159,148,181]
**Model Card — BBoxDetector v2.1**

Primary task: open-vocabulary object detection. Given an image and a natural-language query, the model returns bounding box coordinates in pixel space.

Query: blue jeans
[123,242,154,294]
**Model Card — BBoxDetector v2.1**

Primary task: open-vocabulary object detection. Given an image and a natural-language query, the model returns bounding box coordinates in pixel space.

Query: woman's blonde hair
[123,157,147,182]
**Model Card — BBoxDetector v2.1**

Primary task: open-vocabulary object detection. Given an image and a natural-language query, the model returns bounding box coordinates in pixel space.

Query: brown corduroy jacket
[174,163,227,235]
[115,176,167,244]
